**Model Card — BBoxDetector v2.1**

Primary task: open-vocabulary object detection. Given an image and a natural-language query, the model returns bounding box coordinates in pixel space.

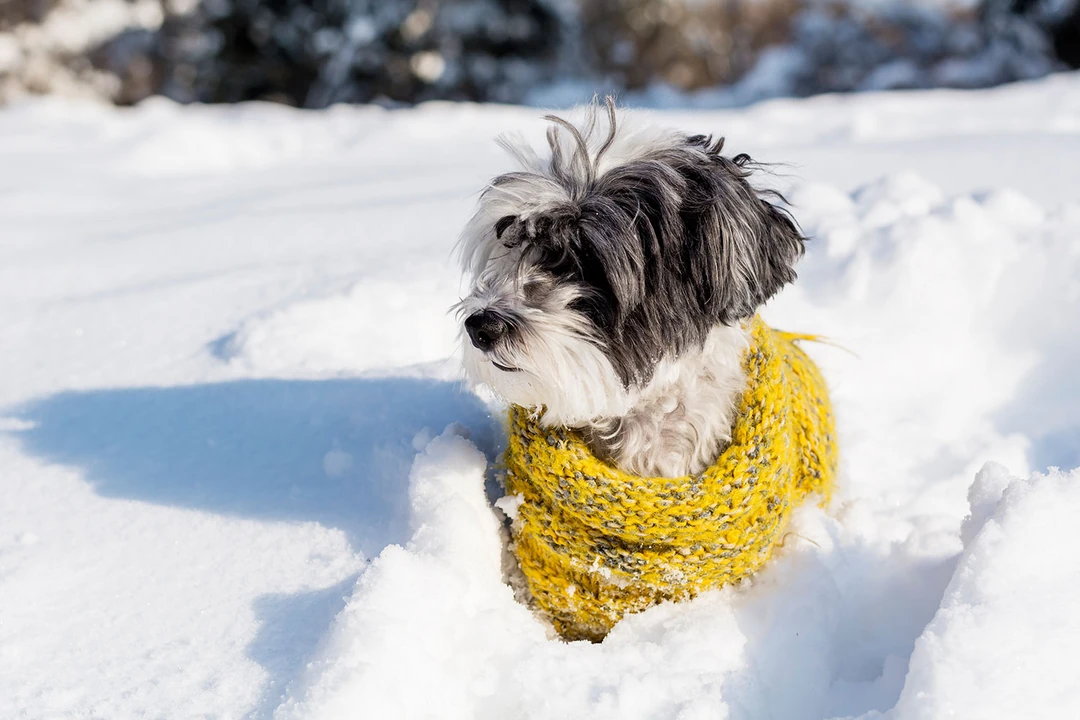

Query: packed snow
[2,73,1079,719]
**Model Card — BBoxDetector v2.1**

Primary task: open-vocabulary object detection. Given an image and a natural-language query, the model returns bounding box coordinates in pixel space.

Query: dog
[455,99,805,478]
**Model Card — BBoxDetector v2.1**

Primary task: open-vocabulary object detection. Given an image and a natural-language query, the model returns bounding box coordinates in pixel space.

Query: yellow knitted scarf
[504,317,838,641]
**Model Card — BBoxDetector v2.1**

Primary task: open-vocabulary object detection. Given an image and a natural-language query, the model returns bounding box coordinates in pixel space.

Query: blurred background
[0,0,1077,109]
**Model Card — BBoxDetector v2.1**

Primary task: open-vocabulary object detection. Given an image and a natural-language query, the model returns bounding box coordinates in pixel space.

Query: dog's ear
[692,154,806,324]
[744,197,805,310]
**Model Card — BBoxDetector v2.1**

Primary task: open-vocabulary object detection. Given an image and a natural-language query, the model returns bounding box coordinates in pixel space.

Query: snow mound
[2,81,1078,719]
[275,431,1080,720]
[777,174,1080,511]
[270,168,1080,719]
[890,464,1080,719]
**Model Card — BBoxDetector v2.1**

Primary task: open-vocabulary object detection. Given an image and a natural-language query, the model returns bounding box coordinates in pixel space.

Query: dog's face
[456,103,805,426]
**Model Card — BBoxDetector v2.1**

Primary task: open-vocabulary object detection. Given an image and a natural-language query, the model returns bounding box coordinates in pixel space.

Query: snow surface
[2,73,1079,719]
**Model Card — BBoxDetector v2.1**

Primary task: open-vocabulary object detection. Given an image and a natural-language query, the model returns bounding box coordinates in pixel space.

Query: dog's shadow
[7,377,499,716]
[10,378,497,552]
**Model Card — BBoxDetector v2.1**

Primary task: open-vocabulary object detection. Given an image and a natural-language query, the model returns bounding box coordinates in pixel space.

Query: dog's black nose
[465,311,509,351]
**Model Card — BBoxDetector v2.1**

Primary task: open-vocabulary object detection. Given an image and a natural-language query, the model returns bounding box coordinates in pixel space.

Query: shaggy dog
[455,99,804,478]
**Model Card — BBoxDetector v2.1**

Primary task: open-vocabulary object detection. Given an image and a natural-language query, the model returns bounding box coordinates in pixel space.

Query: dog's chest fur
[579,322,750,478]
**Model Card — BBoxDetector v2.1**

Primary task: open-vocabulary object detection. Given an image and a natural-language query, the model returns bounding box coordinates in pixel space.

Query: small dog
[456,99,805,478]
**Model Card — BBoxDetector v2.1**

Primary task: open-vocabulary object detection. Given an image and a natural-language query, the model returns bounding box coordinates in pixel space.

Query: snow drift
[1,74,1079,719]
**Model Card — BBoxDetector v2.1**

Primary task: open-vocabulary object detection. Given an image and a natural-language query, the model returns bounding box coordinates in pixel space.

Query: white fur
[456,265,630,425]
[582,323,750,478]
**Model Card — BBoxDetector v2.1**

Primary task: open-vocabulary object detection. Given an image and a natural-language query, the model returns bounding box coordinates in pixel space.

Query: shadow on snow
[6,376,498,717]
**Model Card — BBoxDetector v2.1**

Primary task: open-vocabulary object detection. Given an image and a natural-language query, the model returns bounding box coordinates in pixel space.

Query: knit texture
[504,317,838,641]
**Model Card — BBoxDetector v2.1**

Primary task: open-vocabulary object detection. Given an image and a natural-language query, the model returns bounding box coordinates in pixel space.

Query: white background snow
[2,73,1079,719]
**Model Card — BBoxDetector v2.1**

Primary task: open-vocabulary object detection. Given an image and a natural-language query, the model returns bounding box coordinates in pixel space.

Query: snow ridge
[1,77,1078,719]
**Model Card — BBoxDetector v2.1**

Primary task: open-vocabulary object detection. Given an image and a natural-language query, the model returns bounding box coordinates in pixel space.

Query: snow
[888,464,1080,719]
[2,73,1079,719]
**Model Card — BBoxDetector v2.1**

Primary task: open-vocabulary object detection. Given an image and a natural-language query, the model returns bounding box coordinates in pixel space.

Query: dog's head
[455,100,805,425]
